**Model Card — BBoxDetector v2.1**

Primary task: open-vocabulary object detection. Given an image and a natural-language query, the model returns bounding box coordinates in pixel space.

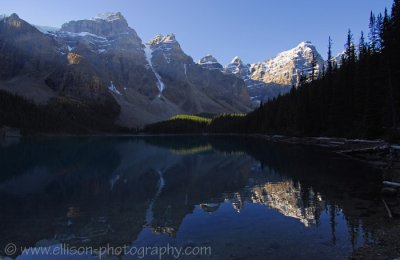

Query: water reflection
[0,136,382,259]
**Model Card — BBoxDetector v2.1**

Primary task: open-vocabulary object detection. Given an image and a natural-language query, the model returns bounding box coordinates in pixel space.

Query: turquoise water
[0,136,382,259]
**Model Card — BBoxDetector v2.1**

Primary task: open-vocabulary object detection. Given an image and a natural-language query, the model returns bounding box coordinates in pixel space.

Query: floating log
[383,181,400,188]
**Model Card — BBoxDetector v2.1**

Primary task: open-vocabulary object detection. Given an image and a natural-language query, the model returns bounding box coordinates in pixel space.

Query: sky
[1,0,394,64]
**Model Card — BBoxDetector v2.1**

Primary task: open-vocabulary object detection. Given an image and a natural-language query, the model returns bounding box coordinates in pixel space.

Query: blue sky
[1,0,393,64]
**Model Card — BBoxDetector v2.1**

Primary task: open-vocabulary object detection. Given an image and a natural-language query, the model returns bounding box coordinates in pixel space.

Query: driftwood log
[383,181,400,188]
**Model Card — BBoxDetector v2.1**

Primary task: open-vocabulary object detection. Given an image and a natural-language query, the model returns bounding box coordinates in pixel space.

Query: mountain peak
[91,12,125,22]
[8,13,20,20]
[198,55,223,71]
[1,13,38,32]
[148,34,177,45]
[297,41,313,47]
[225,56,250,79]
[60,12,131,37]
[294,41,318,53]
[231,56,244,64]
[199,55,219,64]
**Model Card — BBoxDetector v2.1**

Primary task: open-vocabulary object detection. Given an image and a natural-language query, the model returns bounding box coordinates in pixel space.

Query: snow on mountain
[92,12,125,22]
[148,34,178,45]
[224,56,251,81]
[108,81,122,95]
[197,55,223,71]
[332,51,345,68]
[250,41,324,86]
[147,34,179,64]
[144,44,166,97]
[53,13,143,55]
[55,30,112,54]
[221,56,291,103]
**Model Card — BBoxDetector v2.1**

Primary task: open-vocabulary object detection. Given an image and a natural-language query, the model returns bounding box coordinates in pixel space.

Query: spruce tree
[345,29,356,63]
[375,13,384,50]
[327,36,333,73]
[369,12,377,52]
[358,31,367,59]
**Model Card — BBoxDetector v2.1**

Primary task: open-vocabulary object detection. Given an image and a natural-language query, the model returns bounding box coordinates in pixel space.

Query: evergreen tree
[381,8,390,50]
[344,29,356,63]
[375,13,384,50]
[369,12,377,52]
[358,31,367,59]
[327,36,333,74]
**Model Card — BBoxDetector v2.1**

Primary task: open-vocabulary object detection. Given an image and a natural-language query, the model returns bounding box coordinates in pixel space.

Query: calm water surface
[0,136,382,259]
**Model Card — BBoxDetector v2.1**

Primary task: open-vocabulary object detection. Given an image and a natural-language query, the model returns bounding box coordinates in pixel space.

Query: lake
[0,136,383,259]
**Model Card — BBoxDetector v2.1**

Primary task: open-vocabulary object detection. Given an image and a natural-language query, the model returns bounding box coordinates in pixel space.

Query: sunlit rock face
[67,52,82,64]
[250,41,325,86]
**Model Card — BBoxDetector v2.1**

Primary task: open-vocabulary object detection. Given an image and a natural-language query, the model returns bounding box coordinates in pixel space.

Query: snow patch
[144,44,165,97]
[61,31,107,41]
[108,81,121,95]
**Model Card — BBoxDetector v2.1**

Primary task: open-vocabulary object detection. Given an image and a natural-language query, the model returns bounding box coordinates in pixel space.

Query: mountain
[198,55,223,71]
[0,13,251,130]
[223,56,291,104]
[250,41,324,86]
[332,51,345,68]
[199,41,324,104]
[224,56,251,81]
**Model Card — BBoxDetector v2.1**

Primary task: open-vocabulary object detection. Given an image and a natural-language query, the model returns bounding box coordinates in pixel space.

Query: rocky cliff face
[198,55,223,71]
[144,34,250,114]
[0,13,251,128]
[224,56,251,81]
[61,12,133,37]
[223,56,291,104]
[0,14,62,78]
[250,41,324,86]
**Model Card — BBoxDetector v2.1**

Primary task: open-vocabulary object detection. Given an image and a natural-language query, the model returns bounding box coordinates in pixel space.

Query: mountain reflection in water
[0,136,382,259]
